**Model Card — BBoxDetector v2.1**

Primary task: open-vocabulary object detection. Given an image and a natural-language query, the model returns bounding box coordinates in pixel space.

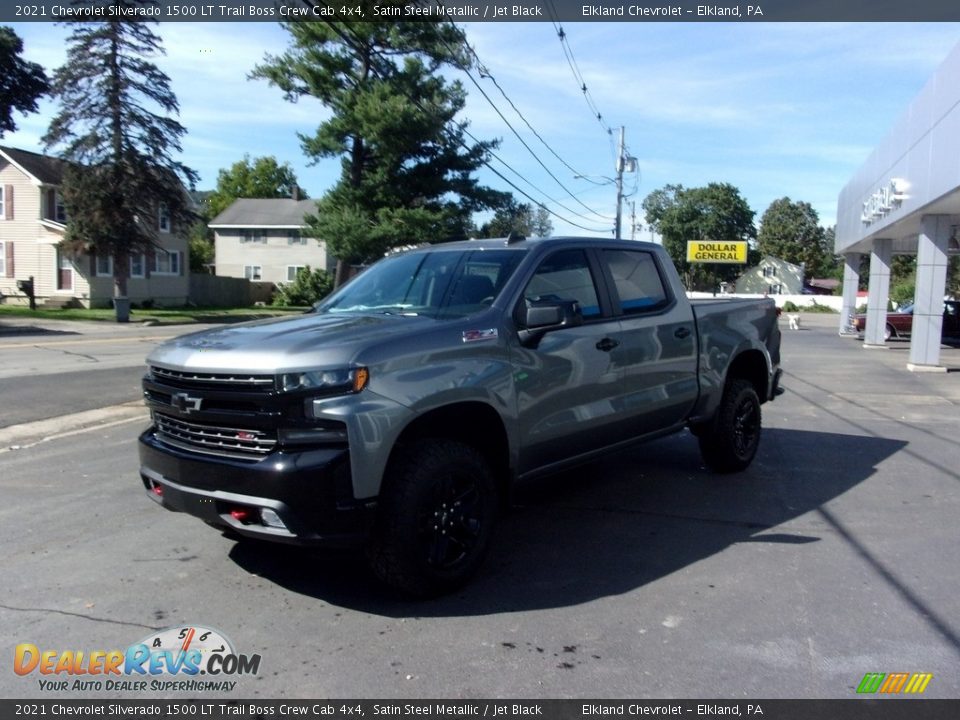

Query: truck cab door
[598,248,699,435]
[511,248,631,474]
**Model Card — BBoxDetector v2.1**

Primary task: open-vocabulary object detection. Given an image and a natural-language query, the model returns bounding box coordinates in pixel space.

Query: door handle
[596,338,620,352]
[674,327,692,340]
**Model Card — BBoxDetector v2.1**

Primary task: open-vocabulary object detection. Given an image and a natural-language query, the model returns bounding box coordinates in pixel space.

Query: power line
[433,26,615,222]
[312,15,611,234]
[457,36,609,188]
[459,123,612,230]
[544,0,617,147]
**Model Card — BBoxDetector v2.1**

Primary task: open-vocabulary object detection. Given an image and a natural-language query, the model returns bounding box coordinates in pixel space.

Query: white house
[732,256,804,295]
[0,145,188,308]
[209,198,330,285]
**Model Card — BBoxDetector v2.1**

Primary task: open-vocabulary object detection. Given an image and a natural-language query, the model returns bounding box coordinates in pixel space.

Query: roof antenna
[506,231,526,244]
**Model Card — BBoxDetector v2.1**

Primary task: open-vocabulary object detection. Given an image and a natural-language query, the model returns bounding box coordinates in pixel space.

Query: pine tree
[0,26,49,137]
[43,4,197,319]
[252,9,508,286]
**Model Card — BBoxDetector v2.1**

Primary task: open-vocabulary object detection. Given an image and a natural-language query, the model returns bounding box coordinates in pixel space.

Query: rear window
[603,249,669,314]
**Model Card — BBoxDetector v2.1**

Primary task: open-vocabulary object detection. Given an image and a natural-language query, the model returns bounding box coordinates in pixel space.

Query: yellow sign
[686,241,748,264]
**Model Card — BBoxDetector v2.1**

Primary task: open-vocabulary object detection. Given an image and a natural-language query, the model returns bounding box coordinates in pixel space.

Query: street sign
[686,241,748,264]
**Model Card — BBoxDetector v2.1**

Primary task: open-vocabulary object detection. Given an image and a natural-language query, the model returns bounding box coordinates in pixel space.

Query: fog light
[260,508,287,530]
[230,508,255,523]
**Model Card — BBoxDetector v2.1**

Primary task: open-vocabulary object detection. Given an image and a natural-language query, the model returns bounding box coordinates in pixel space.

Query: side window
[524,249,601,319]
[603,250,669,315]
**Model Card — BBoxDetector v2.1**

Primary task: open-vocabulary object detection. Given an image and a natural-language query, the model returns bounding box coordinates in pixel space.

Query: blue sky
[5,21,960,238]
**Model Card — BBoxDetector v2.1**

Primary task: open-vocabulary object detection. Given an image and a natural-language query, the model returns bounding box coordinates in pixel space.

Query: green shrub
[782,301,799,312]
[889,279,915,307]
[801,302,837,313]
[271,266,334,307]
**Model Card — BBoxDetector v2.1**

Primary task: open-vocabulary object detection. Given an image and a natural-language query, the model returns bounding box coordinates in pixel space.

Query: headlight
[279,367,369,394]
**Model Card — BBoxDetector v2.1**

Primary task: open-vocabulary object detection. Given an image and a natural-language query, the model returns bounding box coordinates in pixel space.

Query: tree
[757,198,832,278]
[271,266,334,307]
[188,220,215,274]
[0,26,49,137]
[43,4,197,320]
[207,155,306,219]
[475,198,553,238]
[643,183,756,291]
[252,8,509,286]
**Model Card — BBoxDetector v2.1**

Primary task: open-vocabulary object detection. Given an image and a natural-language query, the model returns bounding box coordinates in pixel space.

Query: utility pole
[614,126,637,240]
[615,126,625,239]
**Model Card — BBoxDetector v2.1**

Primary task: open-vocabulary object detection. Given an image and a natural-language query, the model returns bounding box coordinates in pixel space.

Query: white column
[908,216,950,371]
[863,239,892,347]
[839,252,862,335]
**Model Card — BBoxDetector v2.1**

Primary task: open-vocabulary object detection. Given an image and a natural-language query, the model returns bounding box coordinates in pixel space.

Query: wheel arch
[725,348,771,404]
[389,401,512,501]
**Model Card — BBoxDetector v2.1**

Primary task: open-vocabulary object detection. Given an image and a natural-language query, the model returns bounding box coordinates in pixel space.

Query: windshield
[316,248,526,318]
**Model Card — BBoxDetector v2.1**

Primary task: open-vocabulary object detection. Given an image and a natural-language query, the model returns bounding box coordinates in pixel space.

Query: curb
[0,402,149,452]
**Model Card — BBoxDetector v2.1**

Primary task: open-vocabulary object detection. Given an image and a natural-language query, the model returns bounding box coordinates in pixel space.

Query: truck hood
[147,312,430,373]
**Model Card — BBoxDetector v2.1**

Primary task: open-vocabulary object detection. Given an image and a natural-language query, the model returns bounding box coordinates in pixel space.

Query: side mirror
[518,297,583,345]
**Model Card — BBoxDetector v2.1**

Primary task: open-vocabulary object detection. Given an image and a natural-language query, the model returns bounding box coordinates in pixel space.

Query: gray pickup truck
[139,237,782,596]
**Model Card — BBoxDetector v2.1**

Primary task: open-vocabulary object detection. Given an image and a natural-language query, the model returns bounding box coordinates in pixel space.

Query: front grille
[155,413,277,459]
[150,366,275,392]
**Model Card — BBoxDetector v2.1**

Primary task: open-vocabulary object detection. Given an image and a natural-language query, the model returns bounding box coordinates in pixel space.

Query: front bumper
[138,429,373,547]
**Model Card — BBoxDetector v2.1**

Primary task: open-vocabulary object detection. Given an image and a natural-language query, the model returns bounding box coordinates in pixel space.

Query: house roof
[807,278,841,290]
[758,255,804,272]
[208,198,317,228]
[0,145,67,185]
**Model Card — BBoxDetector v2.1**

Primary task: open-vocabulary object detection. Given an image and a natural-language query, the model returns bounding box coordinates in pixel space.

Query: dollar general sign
[686,241,748,264]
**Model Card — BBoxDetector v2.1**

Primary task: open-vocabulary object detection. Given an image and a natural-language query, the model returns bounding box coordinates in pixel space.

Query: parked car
[853,300,960,341]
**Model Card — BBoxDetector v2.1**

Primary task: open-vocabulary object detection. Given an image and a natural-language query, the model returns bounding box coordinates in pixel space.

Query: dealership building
[836,42,960,371]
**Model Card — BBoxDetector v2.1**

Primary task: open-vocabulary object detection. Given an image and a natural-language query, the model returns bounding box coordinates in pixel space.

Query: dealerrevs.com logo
[856,672,933,695]
[14,625,260,692]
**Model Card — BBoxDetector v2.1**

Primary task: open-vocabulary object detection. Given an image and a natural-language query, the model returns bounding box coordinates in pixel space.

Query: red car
[853,300,960,341]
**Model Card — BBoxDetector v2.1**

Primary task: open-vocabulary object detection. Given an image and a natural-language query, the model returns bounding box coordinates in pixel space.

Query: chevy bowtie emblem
[171,392,202,413]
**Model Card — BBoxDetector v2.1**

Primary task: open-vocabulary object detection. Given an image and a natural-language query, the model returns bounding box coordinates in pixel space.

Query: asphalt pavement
[1,313,959,700]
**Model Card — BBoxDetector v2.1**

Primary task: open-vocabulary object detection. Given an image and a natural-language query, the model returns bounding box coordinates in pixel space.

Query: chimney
[291,184,300,201]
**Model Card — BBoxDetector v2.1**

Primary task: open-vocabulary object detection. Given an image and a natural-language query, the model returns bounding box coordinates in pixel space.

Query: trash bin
[113,296,131,323]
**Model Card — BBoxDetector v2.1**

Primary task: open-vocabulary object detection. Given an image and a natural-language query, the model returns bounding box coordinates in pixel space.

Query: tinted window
[524,249,601,318]
[603,250,669,314]
[317,249,525,317]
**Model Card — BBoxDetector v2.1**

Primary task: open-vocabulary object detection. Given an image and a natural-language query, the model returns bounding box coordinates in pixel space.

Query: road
[2,314,959,699]
[0,318,212,427]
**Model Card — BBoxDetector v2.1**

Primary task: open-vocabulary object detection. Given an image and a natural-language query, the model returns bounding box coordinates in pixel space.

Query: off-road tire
[367,439,498,598]
[697,379,762,473]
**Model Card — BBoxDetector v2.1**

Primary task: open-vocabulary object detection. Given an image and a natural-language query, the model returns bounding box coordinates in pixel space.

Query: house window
[130,254,145,278]
[287,265,306,281]
[0,187,5,220]
[245,265,262,280]
[158,206,171,233]
[762,266,777,278]
[287,230,306,245]
[152,249,181,275]
[96,253,113,277]
[55,193,67,223]
[240,230,266,244]
[0,241,6,275]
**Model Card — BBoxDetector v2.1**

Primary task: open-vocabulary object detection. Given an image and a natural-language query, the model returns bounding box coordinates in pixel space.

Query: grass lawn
[0,304,308,325]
